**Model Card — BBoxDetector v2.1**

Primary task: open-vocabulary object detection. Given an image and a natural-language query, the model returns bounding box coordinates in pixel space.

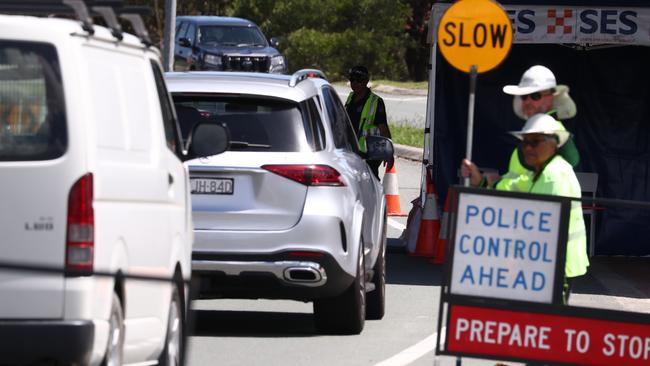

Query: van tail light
[66,173,94,275]
[262,165,345,186]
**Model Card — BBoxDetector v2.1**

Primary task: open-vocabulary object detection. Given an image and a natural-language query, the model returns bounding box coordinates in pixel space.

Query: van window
[0,41,67,161]
[150,61,181,155]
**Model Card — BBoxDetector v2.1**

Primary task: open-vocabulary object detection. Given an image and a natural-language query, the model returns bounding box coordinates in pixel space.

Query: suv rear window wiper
[229,141,271,149]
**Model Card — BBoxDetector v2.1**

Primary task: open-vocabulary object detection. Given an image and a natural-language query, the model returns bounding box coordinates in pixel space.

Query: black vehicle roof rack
[0,0,152,46]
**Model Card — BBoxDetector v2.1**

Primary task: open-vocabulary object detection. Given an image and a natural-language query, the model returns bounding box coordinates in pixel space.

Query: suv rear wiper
[230,141,271,149]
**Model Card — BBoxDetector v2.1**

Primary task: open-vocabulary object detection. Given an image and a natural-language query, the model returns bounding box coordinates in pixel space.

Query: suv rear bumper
[192,251,354,301]
[0,319,94,364]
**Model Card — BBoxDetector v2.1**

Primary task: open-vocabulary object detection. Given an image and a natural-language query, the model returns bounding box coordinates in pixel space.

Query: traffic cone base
[430,190,453,264]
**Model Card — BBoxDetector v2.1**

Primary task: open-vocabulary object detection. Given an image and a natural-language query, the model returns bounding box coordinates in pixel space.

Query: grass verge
[389,122,424,148]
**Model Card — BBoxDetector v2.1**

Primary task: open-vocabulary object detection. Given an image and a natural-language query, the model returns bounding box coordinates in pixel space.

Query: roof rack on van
[0,0,152,46]
[289,69,327,87]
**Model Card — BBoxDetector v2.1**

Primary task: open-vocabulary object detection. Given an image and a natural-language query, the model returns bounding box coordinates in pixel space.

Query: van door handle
[168,173,174,186]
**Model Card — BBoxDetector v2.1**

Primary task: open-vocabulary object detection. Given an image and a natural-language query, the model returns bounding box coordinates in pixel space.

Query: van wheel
[367,213,387,320]
[101,293,124,366]
[313,240,366,334]
[158,285,184,366]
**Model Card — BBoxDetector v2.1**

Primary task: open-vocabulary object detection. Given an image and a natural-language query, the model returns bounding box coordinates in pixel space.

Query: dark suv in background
[174,16,287,73]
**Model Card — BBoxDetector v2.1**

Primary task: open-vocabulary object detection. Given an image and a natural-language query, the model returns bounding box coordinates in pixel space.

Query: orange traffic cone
[383,164,406,216]
[430,189,453,264]
[410,174,440,257]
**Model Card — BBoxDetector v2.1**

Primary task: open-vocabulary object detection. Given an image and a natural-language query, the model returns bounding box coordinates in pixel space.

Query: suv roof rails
[0,0,152,46]
[289,69,327,87]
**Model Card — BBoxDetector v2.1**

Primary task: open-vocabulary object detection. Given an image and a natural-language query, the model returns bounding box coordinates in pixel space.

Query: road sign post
[437,0,512,186]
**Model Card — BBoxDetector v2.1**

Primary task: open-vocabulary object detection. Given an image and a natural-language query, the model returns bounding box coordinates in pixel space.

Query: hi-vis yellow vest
[497,155,589,278]
[346,91,380,152]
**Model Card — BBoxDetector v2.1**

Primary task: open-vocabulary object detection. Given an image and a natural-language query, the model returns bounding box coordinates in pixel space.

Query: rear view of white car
[0,2,228,365]
[166,69,393,334]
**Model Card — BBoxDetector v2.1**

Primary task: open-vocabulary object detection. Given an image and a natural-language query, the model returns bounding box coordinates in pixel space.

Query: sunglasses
[521,89,555,101]
[521,136,554,148]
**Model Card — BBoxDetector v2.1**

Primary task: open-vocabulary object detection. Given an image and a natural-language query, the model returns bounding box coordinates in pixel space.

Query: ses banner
[447,304,650,366]
[434,4,650,45]
[449,191,566,304]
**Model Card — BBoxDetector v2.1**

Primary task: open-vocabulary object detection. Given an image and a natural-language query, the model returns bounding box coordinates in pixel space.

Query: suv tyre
[313,240,366,335]
[367,213,387,320]
[101,293,124,366]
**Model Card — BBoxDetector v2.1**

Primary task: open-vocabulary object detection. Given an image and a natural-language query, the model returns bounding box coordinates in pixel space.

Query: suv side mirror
[186,123,230,160]
[365,135,394,161]
[178,37,192,47]
[269,37,280,48]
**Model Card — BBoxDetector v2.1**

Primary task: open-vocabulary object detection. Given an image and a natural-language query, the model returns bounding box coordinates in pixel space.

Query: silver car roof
[165,71,329,103]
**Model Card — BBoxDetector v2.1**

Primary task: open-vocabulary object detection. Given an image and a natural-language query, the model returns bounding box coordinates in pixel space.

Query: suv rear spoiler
[0,0,152,46]
[289,69,328,87]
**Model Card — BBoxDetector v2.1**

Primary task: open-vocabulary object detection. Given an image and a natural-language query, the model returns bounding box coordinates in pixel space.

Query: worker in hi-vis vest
[490,65,579,190]
[461,114,589,304]
[344,65,394,180]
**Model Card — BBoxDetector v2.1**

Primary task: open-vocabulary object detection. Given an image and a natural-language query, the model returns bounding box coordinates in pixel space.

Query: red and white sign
[447,304,650,366]
[434,4,650,46]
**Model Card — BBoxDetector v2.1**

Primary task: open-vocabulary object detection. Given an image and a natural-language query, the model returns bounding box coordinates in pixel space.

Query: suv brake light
[66,173,94,275]
[262,165,345,186]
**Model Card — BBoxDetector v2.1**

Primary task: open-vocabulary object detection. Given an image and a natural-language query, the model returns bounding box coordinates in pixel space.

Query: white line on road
[388,217,406,231]
[373,332,438,366]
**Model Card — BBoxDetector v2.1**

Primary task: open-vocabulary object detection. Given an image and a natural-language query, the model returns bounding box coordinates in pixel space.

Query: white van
[0,5,228,366]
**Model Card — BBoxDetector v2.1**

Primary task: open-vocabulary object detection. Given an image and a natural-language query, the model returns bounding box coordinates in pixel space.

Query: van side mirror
[185,123,230,160]
[269,37,280,48]
[365,135,394,161]
[178,37,192,47]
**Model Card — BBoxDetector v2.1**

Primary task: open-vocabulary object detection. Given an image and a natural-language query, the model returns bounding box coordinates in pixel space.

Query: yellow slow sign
[437,0,513,74]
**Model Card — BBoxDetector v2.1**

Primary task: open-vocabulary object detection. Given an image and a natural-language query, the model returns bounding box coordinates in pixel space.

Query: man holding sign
[461,114,589,302]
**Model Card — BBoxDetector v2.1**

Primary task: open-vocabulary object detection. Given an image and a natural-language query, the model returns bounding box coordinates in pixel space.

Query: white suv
[0,4,227,366]
[166,70,393,334]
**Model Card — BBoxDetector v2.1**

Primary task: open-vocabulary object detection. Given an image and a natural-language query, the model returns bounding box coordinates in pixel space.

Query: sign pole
[464,65,477,187]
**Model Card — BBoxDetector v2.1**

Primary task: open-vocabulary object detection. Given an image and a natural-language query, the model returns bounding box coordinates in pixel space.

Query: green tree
[227,0,411,81]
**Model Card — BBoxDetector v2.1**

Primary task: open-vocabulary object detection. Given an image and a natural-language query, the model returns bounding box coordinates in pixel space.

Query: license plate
[190,178,234,195]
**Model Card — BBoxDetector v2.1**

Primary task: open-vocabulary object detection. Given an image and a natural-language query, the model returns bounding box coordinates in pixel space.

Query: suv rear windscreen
[174,96,312,152]
[0,41,67,161]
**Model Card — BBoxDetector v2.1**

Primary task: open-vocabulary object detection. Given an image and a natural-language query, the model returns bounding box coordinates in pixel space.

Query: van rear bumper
[0,319,94,365]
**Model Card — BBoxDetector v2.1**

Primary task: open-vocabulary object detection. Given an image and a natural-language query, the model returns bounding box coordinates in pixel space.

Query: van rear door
[0,40,68,318]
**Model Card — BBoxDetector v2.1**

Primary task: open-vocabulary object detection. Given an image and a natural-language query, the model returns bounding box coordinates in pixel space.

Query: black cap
[348,65,369,80]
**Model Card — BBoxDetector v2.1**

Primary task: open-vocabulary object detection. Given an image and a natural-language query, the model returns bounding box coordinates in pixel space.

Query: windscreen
[174,96,312,152]
[0,41,67,161]
[198,25,267,47]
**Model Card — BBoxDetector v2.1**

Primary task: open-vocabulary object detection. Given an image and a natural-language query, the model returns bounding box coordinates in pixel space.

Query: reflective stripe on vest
[347,91,380,152]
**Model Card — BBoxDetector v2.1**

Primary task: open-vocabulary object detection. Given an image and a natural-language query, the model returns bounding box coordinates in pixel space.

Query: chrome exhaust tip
[283,263,327,287]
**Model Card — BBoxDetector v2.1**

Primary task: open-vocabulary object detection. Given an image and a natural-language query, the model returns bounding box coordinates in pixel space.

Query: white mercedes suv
[166,69,393,334]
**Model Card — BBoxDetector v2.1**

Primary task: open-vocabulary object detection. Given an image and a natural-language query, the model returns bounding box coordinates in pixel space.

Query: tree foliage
[125,0,428,81]
[226,0,411,81]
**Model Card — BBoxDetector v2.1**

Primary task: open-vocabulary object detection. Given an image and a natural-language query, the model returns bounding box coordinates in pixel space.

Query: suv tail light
[66,173,94,275]
[262,165,345,186]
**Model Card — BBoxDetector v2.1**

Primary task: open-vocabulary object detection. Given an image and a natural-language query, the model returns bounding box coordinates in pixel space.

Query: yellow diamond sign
[437,0,513,74]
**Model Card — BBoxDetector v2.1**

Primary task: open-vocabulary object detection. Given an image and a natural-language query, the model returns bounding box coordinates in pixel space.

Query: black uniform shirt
[345,88,388,136]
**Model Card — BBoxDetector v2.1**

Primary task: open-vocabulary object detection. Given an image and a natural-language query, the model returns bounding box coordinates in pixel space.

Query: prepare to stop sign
[437,0,513,73]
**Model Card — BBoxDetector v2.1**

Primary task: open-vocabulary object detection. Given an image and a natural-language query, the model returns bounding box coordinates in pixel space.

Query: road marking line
[373,332,438,366]
[388,217,406,231]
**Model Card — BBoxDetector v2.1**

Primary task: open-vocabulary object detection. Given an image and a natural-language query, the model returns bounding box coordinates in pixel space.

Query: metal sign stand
[463,65,478,188]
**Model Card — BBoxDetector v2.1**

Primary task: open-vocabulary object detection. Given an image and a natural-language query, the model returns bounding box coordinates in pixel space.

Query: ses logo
[506,8,638,36]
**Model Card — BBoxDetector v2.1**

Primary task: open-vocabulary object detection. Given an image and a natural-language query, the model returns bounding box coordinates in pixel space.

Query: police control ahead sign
[448,189,568,304]
[437,0,513,73]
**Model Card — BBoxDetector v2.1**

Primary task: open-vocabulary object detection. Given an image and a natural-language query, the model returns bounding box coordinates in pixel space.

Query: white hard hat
[503,65,568,96]
[509,113,570,147]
